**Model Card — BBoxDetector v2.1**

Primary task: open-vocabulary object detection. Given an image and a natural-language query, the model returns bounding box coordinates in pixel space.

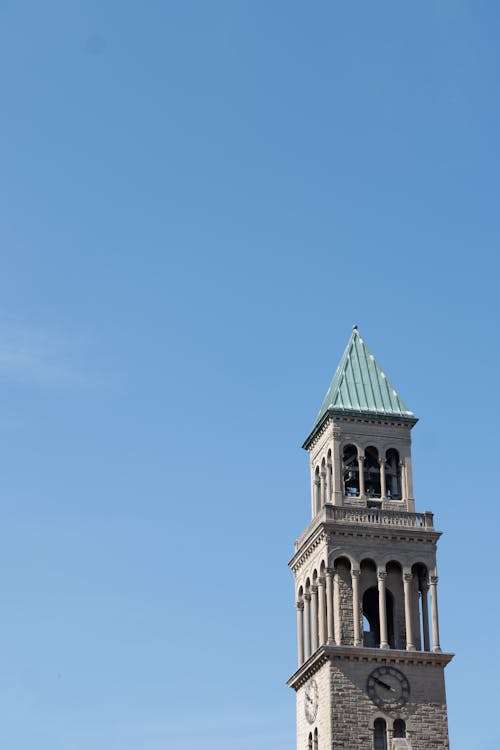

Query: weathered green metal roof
[310,327,415,436]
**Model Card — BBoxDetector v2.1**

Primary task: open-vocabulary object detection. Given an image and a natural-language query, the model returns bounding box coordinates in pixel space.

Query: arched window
[314,467,321,514]
[313,727,318,750]
[393,719,406,738]
[365,446,381,498]
[327,449,333,503]
[321,458,326,506]
[307,732,313,750]
[342,444,359,497]
[373,718,387,750]
[386,449,402,500]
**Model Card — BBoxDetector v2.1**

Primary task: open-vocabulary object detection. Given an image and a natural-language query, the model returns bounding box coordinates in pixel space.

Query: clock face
[367,666,410,710]
[304,678,319,724]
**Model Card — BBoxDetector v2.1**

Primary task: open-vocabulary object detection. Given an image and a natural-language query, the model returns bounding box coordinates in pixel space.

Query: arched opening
[343,444,359,497]
[386,448,402,500]
[393,719,406,738]
[365,446,381,498]
[313,727,318,750]
[321,457,326,507]
[362,586,395,648]
[327,449,333,504]
[307,732,313,750]
[412,562,430,651]
[363,587,379,646]
[386,589,395,647]
[314,467,321,514]
[373,718,387,750]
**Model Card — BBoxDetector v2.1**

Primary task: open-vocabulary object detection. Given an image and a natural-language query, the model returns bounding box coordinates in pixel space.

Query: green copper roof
[312,327,415,430]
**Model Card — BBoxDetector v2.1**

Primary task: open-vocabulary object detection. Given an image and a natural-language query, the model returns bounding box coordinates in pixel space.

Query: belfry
[287,328,452,750]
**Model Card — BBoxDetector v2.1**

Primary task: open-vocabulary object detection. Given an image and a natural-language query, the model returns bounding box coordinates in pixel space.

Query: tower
[288,328,452,750]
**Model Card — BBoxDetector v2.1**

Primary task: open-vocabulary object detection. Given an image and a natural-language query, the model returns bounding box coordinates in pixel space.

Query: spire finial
[352,324,358,331]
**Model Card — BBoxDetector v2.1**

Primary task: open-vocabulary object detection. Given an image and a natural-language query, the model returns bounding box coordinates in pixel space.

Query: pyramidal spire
[305,327,415,446]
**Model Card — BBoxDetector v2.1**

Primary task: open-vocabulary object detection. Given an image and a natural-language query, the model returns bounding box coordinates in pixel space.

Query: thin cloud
[0,321,84,385]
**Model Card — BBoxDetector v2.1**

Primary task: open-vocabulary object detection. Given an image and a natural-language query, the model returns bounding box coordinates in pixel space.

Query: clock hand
[374,677,395,692]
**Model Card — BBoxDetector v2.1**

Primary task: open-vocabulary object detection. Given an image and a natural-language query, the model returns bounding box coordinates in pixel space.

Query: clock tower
[288,328,453,750]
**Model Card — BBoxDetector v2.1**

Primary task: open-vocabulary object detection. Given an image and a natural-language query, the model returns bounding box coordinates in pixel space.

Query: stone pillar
[311,585,319,652]
[404,455,415,512]
[325,568,335,644]
[430,575,442,652]
[319,472,326,508]
[377,570,389,649]
[332,432,343,505]
[358,453,365,498]
[326,462,332,504]
[333,570,342,645]
[379,458,387,500]
[403,571,416,651]
[318,577,326,646]
[304,593,311,660]
[296,601,304,665]
[351,568,362,646]
[421,579,430,651]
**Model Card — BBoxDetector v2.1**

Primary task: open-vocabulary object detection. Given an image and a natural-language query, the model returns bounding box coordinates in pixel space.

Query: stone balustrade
[324,505,434,529]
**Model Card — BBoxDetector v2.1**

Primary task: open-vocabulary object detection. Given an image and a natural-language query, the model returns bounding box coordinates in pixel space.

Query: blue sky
[0,1,498,748]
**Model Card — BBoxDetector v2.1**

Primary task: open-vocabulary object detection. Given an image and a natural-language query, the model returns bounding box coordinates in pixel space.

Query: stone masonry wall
[329,658,450,750]
[296,661,331,750]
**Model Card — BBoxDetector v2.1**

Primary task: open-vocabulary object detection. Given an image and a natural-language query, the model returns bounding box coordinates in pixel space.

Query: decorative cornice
[287,645,454,691]
[290,520,441,574]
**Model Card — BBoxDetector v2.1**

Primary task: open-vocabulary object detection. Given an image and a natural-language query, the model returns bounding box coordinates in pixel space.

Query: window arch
[313,727,318,750]
[373,718,387,750]
[307,732,313,750]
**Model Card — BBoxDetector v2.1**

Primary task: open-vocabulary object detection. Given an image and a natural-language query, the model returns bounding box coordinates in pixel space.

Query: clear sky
[0,2,498,748]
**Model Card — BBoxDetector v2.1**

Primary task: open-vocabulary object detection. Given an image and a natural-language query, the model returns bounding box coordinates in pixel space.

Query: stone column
[379,458,387,500]
[404,455,415,512]
[421,579,430,651]
[403,571,416,651]
[357,453,365,497]
[311,585,319,652]
[377,570,389,649]
[296,601,304,665]
[319,472,326,508]
[318,577,326,646]
[326,462,332,504]
[325,568,335,644]
[430,575,441,652]
[351,568,362,646]
[333,570,342,645]
[304,593,311,660]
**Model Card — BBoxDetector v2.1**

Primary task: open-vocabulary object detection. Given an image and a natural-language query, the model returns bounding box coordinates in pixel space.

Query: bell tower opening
[342,444,359,497]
